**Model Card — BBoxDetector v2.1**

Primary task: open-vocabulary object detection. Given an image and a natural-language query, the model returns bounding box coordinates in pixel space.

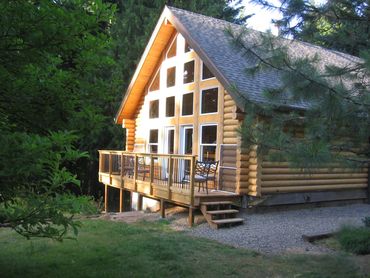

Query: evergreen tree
[232,0,370,167]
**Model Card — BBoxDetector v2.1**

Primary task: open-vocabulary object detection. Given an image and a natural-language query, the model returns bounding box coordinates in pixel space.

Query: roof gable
[116,6,361,124]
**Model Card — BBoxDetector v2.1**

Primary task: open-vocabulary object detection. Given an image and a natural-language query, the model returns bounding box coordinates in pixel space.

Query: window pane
[149,71,160,91]
[201,88,218,114]
[201,125,217,144]
[185,41,192,53]
[167,67,176,88]
[168,129,175,154]
[201,146,216,161]
[166,96,175,117]
[182,92,193,116]
[202,63,214,80]
[167,38,177,58]
[149,100,159,118]
[149,129,158,143]
[183,60,194,84]
[184,128,193,154]
[150,145,158,154]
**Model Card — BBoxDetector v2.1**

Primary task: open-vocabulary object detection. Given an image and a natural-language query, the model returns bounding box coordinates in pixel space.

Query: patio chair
[123,156,149,181]
[182,160,211,194]
[205,160,219,190]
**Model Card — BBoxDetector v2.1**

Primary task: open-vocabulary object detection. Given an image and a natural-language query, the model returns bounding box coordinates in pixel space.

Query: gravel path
[187,204,370,254]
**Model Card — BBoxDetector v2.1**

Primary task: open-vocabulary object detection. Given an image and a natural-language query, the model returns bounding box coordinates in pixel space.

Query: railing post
[188,156,196,227]
[150,155,154,195]
[168,156,173,200]
[189,156,195,207]
[120,153,124,188]
[109,152,112,184]
[134,154,138,191]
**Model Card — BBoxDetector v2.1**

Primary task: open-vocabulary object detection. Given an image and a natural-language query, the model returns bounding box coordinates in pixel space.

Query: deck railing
[98,150,196,207]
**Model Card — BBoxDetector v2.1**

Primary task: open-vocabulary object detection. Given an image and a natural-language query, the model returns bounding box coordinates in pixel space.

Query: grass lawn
[0,219,364,278]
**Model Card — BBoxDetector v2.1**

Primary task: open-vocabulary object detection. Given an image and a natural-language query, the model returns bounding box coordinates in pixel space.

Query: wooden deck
[98,150,241,225]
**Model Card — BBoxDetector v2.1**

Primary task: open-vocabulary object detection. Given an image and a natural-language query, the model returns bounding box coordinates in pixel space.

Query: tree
[231,0,370,167]
[0,0,120,239]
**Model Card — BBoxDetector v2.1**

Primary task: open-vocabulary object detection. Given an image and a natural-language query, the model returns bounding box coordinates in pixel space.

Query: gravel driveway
[187,204,370,254]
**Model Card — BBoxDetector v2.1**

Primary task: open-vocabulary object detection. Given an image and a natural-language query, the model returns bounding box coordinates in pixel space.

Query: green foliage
[0,131,89,240]
[231,0,370,168]
[363,217,370,228]
[337,226,370,255]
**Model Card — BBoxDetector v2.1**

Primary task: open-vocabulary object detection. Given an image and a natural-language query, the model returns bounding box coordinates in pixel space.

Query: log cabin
[99,6,369,228]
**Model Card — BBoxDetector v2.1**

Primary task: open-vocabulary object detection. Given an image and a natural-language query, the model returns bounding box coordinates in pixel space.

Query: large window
[149,129,158,153]
[166,96,175,117]
[184,41,192,53]
[149,70,160,92]
[200,125,217,161]
[201,88,218,114]
[167,66,176,88]
[149,100,159,118]
[183,60,194,84]
[202,62,215,80]
[182,92,193,116]
[167,37,177,58]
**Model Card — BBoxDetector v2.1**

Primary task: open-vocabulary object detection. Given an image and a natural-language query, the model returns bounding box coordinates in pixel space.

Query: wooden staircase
[200,201,244,229]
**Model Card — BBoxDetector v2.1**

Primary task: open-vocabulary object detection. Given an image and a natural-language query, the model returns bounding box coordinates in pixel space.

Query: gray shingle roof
[168,6,361,110]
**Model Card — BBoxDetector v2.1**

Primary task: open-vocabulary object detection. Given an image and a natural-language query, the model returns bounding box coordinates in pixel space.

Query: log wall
[260,161,368,194]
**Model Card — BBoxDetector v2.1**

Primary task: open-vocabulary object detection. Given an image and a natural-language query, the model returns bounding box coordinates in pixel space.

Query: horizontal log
[248,171,257,179]
[248,185,258,192]
[223,125,238,132]
[237,161,249,169]
[248,178,258,186]
[261,173,369,181]
[221,149,237,156]
[261,183,367,193]
[249,158,258,164]
[262,168,368,174]
[223,138,238,144]
[261,178,368,187]
[224,106,237,113]
[236,168,249,175]
[224,119,239,126]
[223,131,239,138]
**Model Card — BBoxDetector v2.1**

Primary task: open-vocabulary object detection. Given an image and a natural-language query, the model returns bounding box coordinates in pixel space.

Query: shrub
[363,217,370,228]
[337,226,370,255]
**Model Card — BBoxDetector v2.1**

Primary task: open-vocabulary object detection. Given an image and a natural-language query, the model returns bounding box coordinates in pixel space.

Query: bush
[363,217,370,228]
[337,226,370,255]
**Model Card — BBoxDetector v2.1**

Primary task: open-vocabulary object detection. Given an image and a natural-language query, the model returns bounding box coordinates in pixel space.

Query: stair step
[200,201,233,206]
[212,218,244,225]
[207,209,239,215]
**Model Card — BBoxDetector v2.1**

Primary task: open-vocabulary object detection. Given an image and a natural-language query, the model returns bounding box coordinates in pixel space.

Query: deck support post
[119,188,123,213]
[188,207,194,227]
[104,184,108,213]
[160,199,166,218]
[138,194,143,211]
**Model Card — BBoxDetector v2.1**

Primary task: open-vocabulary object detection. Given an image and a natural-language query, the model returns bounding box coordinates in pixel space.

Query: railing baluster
[134,154,138,191]
[120,153,124,187]
[168,156,173,200]
[150,155,154,195]
[190,156,195,207]
[109,152,112,184]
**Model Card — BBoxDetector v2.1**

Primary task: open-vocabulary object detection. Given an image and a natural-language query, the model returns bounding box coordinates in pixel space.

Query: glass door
[180,125,193,178]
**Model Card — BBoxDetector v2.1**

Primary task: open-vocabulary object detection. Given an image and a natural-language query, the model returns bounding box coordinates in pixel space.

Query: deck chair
[182,160,211,194]
[205,161,219,190]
